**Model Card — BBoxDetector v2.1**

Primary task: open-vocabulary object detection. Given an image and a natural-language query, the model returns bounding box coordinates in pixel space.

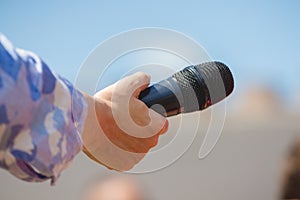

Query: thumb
[113,72,150,99]
[129,72,151,98]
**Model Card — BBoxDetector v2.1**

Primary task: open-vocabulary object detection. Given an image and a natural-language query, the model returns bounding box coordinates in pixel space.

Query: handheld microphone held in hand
[138,61,234,117]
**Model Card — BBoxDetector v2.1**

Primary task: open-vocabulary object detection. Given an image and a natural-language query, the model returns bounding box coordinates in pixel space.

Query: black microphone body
[138,61,234,117]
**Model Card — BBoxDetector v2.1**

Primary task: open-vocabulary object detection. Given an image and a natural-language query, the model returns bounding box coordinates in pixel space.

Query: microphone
[138,61,234,117]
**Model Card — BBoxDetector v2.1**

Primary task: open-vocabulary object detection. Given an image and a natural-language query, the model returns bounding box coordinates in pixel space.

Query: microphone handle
[138,78,182,117]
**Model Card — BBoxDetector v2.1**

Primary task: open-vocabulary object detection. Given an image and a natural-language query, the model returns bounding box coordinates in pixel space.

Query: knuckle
[136,71,150,79]
[135,72,150,84]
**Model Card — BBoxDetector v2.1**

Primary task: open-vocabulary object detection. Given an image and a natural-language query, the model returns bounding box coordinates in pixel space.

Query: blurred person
[83,175,146,200]
[281,136,300,199]
[0,34,168,185]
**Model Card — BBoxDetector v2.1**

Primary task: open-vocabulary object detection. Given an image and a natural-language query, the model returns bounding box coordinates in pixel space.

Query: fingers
[126,72,168,137]
[148,108,169,135]
[127,72,168,135]
[95,72,169,149]
[86,72,170,171]
[129,98,151,126]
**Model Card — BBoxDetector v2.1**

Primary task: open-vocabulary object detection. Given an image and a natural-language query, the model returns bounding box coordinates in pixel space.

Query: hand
[82,72,169,171]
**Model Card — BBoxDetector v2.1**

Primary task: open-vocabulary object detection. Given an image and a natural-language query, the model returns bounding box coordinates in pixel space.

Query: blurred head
[281,136,300,199]
[83,175,145,200]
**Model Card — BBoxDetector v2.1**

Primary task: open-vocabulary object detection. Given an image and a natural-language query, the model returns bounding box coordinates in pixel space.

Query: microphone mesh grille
[172,61,234,112]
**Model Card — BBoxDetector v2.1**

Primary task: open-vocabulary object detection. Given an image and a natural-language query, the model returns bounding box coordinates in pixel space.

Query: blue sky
[1,0,299,102]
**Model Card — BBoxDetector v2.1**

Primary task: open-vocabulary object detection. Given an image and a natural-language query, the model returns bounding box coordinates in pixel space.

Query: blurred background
[0,0,300,199]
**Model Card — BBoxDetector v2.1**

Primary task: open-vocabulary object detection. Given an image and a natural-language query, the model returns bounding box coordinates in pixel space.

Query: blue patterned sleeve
[0,34,88,185]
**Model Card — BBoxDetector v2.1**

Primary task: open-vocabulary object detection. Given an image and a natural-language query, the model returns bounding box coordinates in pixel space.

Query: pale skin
[83,175,144,200]
[81,72,169,171]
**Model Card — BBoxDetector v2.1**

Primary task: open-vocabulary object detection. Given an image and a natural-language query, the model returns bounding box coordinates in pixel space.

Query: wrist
[81,93,112,163]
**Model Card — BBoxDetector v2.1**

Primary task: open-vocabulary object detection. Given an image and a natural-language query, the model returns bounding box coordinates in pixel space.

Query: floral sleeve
[0,34,87,185]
